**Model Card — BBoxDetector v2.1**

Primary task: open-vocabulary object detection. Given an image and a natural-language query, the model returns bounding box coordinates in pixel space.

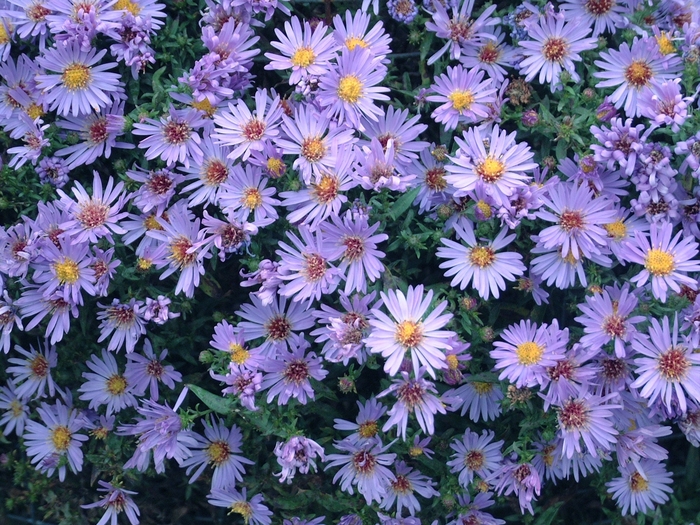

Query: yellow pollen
[409,446,423,457]
[645,248,674,276]
[90,427,109,439]
[51,425,72,451]
[625,60,652,88]
[114,0,141,14]
[562,250,579,265]
[291,46,316,68]
[446,354,459,370]
[26,103,44,119]
[476,200,492,218]
[337,75,363,103]
[62,63,92,91]
[395,320,423,348]
[53,258,80,284]
[301,137,326,162]
[136,257,153,270]
[472,381,493,394]
[448,89,475,113]
[629,471,649,492]
[469,246,496,268]
[0,22,10,44]
[477,157,506,183]
[191,98,215,117]
[266,157,285,177]
[144,214,164,231]
[229,343,249,364]
[242,187,262,209]
[516,341,544,365]
[10,399,24,417]
[206,440,231,465]
[358,421,378,438]
[106,374,127,395]
[656,32,675,55]
[229,502,253,522]
[604,220,627,240]
[345,36,368,50]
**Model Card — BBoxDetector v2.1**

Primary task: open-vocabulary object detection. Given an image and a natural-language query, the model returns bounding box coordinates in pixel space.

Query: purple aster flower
[235,292,314,355]
[317,48,390,128]
[460,27,517,83]
[446,125,537,206]
[377,368,451,440]
[207,488,272,525]
[312,292,375,365]
[449,377,503,422]
[0,221,33,278]
[333,397,387,445]
[0,380,30,437]
[97,298,146,353]
[530,239,612,290]
[57,171,127,244]
[261,334,328,405]
[78,349,138,415]
[447,429,504,488]
[180,417,253,489]
[196,210,257,262]
[490,320,568,388]
[575,284,645,357]
[325,438,397,505]
[675,131,700,179]
[264,16,338,85]
[35,42,122,116]
[625,221,700,302]
[7,340,57,400]
[0,291,23,354]
[532,438,565,484]
[594,354,634,396]
[213,365,263,411]
[615,424,671,477]
[365,284,455,379]
[379,460,438,516]
[125,338,181,400]
[249,141,287,179]
[411,145,452,215]
[437,217,525,300]
[179,136,233,207]
[361,107,429,173]
[7,115,50,169]
[606,459,673,515]
[631,315,700,414]
[449,492,505,525]
[514,272,550,306]
[90,246,120,297]
[594,36,683,117]
[537,182,617,260]
[127,165,183,214]
[81,480,140,525]
[541,344,599,410]
[488,460,541,515]
[639,78,693,132]
[354,138,415,193]
[143,296,179,325]
[559,0,627,36]
[23,400,88,481]
[427,64,496,131]
[132,106,205,168]
[37,156,71,188]
[212,88,283,161]
[219,164,280,225]
[590,117,648,176]
[276,226,342,304]
[602,207,649,264]
[680,404,700,446]
[333,9,392,61]
[16,286,79,344]
[387,0,418,23]
[274,435,325,483]
[211,321,264,371]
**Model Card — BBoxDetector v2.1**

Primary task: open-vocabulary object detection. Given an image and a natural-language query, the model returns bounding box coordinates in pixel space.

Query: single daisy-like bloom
[96,298,146,353]
[332,9,392,61]
[365,285,455,379]
[0,380,30,437]
[630,315,700,414]
[80,480,140,525]
[207,488,272,525]
[124,338,181,400]
[274,435,325,484]
[219,164,280,225]
[490,320,568,388]
[325,438,397,505]
[459,27,517,83]
[559,0,627,36]
[624,221,700,303]
[78,349,137,416]
[210,321,264,372]
[212,88,283,161]
[555,387,620,459]
[638,78,693,133]
[361,105,429,168]
[179,136,233,207]
[449,377,503,422]
[537,182,617,260]
[447,429,504,487]
[606,459,673,516]
[180,417,254,489]
[333,397,387,445]
[575,283,645,358]
[7,340,57,400]
[426,64,496,130]
[261,334,328,405]
[377,368,450,440]
[488,461,541,515]
[518,14,597,92]
[23,400,88,481]
[437,218,525,300]
[16,286,79,345]
[132,105,205,168]
[594,37,683,117]
[127,165,183,214]
[446,125,537,206]
[35,42,122,116]
[235,293,315,356]
[264,16,338,85]
[317,48,390,128]
[379,460,439,516]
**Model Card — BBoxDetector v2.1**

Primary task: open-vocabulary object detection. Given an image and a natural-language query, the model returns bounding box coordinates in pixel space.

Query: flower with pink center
[274,435,325,484]
[127,165,184,215]
[80,481,140,525]
[179,136,234,207]
[447,429,504,488]
[96,298,146,354]
[379,460,439,516]
[7,340,57,400]
[125,338,181,400]
[488,460,541,515]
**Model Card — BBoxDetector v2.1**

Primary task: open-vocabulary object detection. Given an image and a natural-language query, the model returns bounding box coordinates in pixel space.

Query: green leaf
[186,384,230,415]
[389,187,420,221]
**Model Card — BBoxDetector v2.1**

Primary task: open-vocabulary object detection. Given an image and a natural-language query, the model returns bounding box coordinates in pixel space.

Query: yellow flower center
[625,60,653,88]
[395,320,423,348]
[655,32,675,55]
[337,75,363,103]
[114,0,141,14]
[472,381,494,394]
[476,157,506,183]
[90,427,109,439]
[311,173,339,203]
[291,46,315,68]
[0,22,10,44]
[106,374,127,395]
[229,343,249,364]
[476,200,492,218]
[266,157,285,178]
[446,354,459,370]
[191,97,215,117]
[629,472,649,492]
[10,399,24,417]
[62,63,92,91]
[301,137,326,162]
[345,36,368,50]
[409,446,423,457]
[26,103,44,120]
[206,440,231,465]
[448,89,475,113]
[143,214,164,231]
[645,248,675,276]
[229,502,253,522]
[358,421,378,438]
[137,257,153,270]
[469,246,496,268]
[242,187,262,209]
[516,341,544,365]
[604,220,627,240]
[51,425,72,451]
[54,258,80,284]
